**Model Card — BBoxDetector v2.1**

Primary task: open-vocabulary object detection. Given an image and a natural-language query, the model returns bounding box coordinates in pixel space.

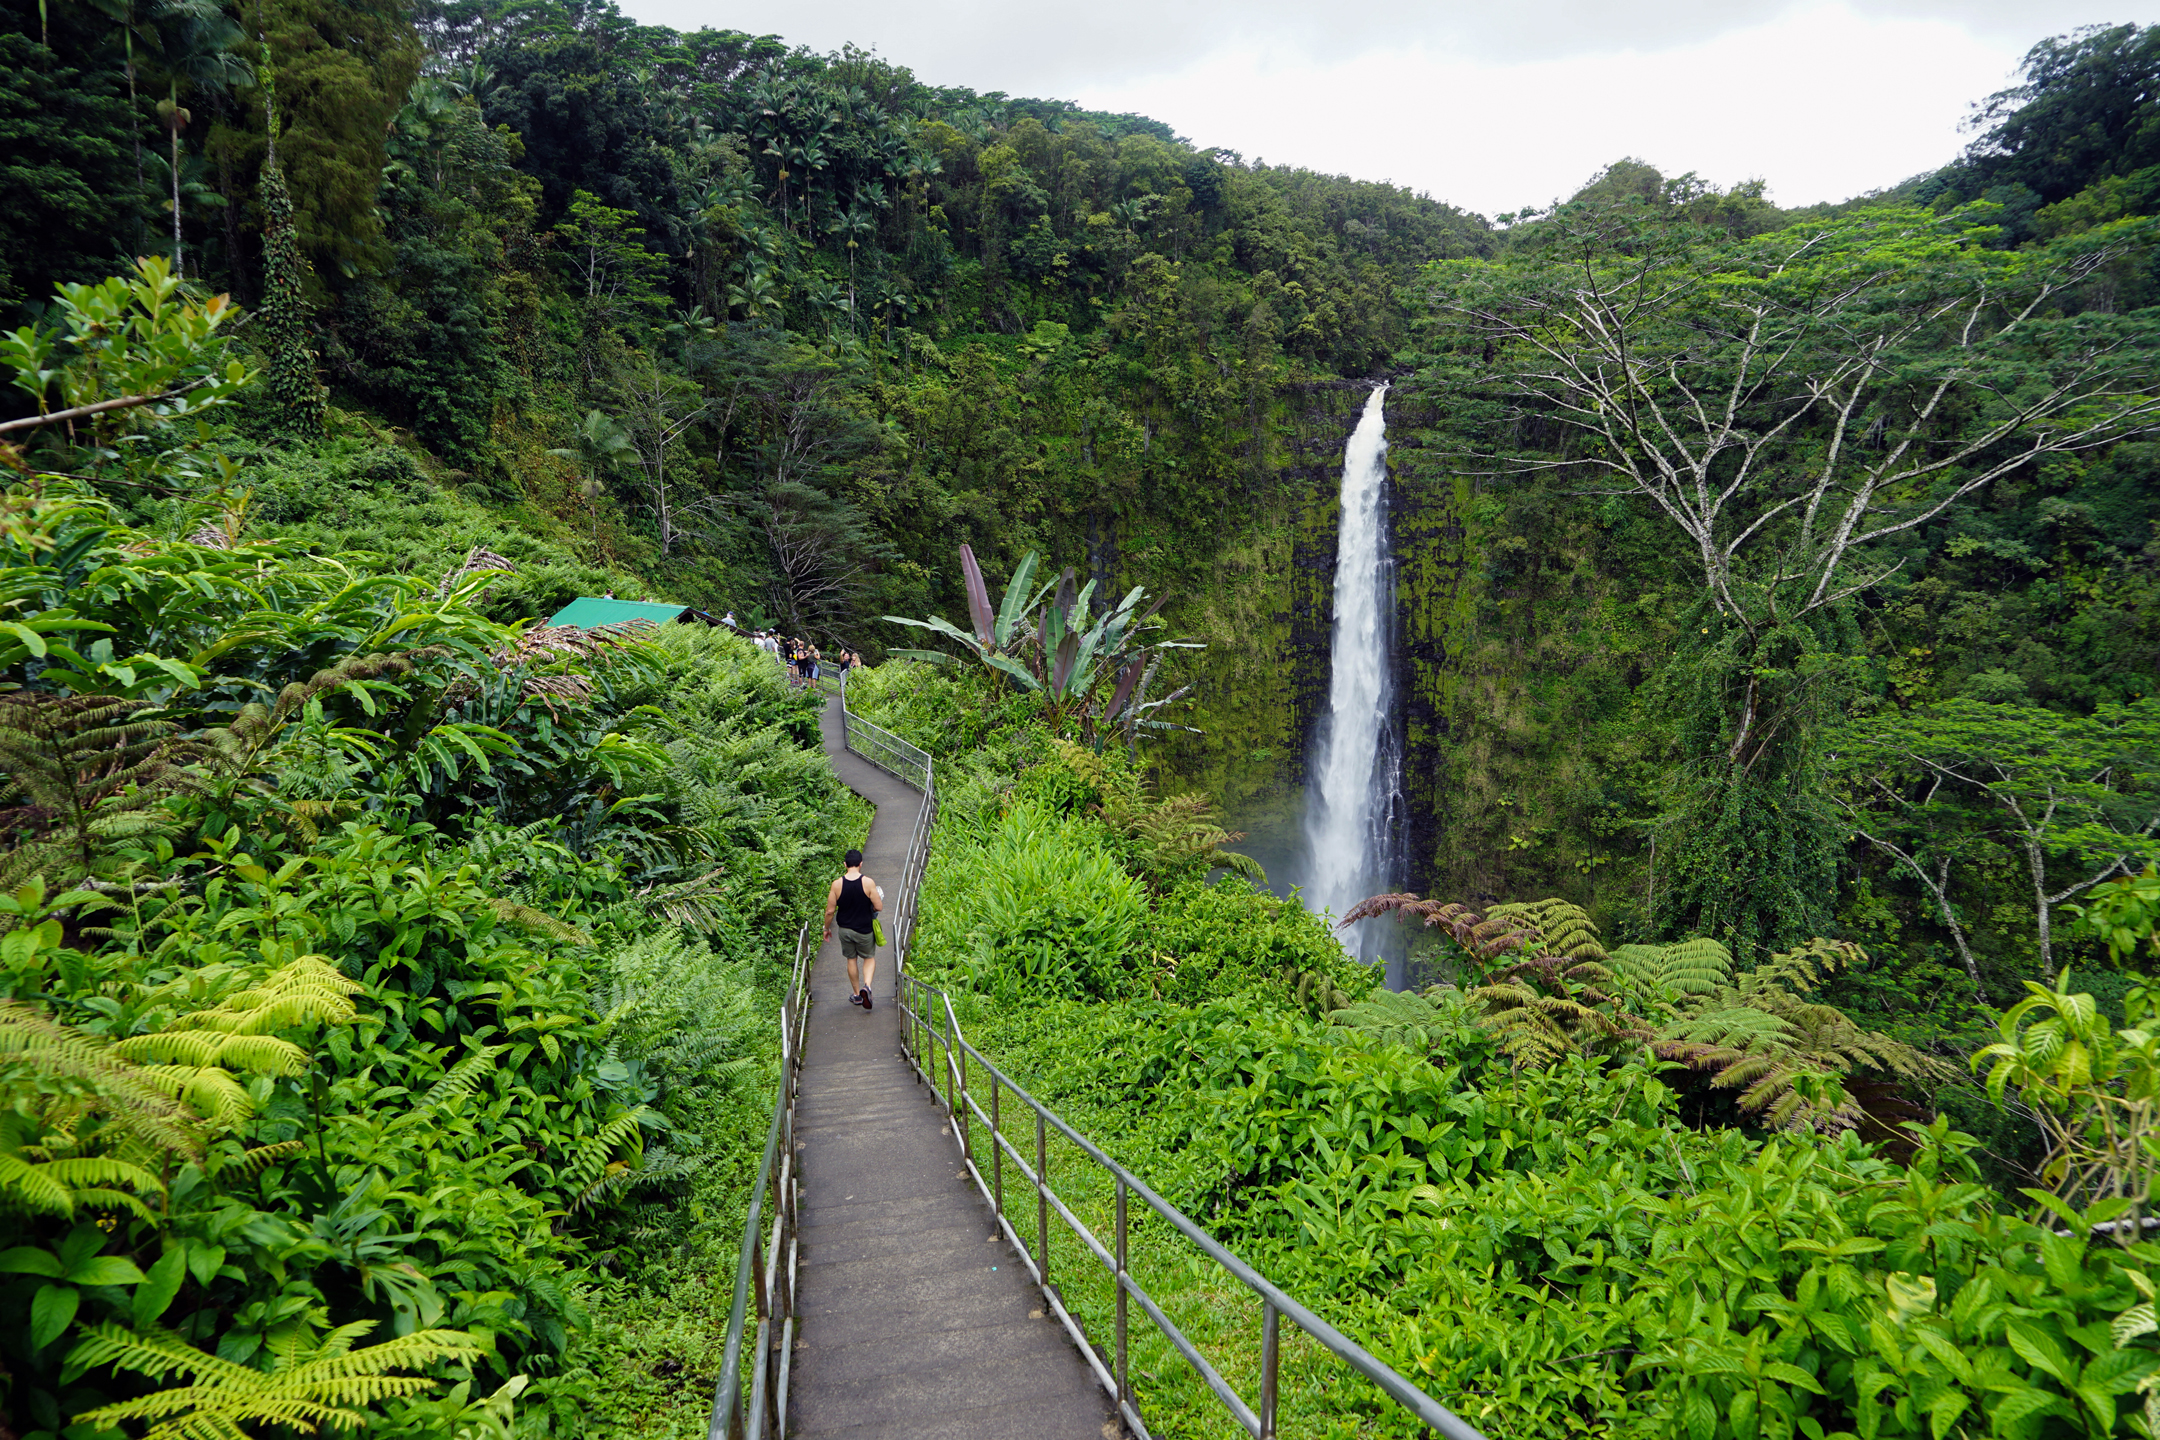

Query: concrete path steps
[785,698,1117,1440]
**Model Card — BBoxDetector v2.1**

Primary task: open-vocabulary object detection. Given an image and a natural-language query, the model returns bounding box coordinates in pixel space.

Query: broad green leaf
[0,1247,63,1277]
[133,1247,187,1326]
[30,1283,79,1350]
[66,1256,145,1287]
[2006,1321,2073,1383]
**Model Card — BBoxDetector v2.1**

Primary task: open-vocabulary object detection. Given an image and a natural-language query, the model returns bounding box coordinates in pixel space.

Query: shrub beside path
[785,698,1117,1439]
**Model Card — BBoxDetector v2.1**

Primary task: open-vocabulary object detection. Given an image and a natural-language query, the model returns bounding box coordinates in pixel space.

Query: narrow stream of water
[1301,384,1404,966]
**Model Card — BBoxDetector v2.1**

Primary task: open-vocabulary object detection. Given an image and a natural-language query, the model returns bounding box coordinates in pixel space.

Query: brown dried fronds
[496,620,652,669]
[184,493,249,551]
[186,519,233,550]
[436,546,519,598]
[520,674,594,719]
[1336,894,1539,965]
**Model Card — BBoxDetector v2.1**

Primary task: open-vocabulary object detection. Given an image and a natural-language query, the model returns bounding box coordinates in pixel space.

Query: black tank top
[835,873,875,931]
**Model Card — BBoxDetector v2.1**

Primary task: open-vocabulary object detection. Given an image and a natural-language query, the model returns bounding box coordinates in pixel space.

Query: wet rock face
[1384,388,1475,901]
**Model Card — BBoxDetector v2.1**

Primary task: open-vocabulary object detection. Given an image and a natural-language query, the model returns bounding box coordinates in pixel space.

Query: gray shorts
[837,927,876,959]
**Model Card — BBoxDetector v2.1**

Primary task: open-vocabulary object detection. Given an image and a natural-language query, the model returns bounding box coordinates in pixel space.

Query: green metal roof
[545,597,693,629]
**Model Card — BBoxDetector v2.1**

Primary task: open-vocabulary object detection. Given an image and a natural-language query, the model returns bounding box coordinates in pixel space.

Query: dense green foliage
[858,667,2160,1440]
[0,280,859,1437]
[11,3,2160,1437]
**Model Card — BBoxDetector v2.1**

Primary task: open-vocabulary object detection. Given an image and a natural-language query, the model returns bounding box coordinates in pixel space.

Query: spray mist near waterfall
[1300,384,1405,968]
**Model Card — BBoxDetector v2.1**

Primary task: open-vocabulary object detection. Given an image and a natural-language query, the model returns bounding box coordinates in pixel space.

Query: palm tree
[548,410,635,557]
[146,0,250,277]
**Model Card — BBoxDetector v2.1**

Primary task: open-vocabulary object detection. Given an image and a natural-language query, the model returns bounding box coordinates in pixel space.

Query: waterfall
[1301,384,1404,965]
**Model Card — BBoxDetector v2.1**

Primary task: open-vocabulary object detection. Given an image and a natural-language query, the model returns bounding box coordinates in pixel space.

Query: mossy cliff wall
[1161,380,1363,803]
[1384,390,1480,900]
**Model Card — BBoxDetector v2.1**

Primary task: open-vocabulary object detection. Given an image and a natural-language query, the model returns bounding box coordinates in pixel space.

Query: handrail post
[1115,1178,1130,1413]
[944,1002,959,1126]
[1036,1110,1049,1292]
[1261,1301,1280,1439]
[990,1074,1003,1234]
[955,1021,971,1167]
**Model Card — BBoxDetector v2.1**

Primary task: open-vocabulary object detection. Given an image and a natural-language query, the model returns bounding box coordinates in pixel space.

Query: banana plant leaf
[1051,630,1080,694]
[958,543,996,648]
[1106,656,1144,721]
[882,613,987,659]
[994,551,1045,649]
[985,653,1040,690]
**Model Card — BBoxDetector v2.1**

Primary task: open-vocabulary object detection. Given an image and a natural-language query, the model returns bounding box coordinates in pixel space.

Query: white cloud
[1078,3,2022,212]
[613,0,2131,211]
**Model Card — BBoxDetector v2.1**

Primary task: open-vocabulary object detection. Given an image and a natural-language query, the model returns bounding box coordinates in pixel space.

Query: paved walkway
[786,700,1116,1440]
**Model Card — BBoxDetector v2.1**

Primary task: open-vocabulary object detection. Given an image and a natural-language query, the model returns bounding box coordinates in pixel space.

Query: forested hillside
[8,0,2160,1435]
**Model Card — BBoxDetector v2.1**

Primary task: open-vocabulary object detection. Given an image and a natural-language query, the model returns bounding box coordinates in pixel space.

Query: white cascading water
[1302,384,1402,961]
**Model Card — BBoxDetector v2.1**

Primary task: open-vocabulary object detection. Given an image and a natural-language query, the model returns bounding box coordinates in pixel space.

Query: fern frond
[161,955,361,1036]
[0,1001,200,1157]
[229,1140,307,1174]
[565,1107,653,1192]
[386,1047,505,1130]
[61,1185,159,1221]
[114,1031,310,1076]
[486,898,591,945]
[131,1065,257,1126]
[0,1148,85,1215]
[1657,1006,1798,1052]
[1328,989,1454,1051]
[1489,898,1607,962]
[72,1321,483,1440]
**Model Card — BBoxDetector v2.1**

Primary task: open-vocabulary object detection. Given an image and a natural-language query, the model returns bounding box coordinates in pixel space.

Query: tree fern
[1335,894,1539,968]
[1469,969,1650,1069]
[0,693,203,891]
[71,1319,484,1440]
[1327,988,1458,1051]
[1609,937,1736,1006]
[1652,938,1957,1131]
[1487,898,1607,963]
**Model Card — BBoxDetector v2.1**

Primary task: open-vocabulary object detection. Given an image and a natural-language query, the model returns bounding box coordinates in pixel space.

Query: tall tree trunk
[125,23,144,252]
[168,91,185,278]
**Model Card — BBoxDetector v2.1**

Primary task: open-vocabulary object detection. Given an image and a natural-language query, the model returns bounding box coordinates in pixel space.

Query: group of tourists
[721,613,863,690]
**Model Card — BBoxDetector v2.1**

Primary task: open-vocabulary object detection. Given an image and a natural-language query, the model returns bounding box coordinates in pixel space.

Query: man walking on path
[824,848,883,1009]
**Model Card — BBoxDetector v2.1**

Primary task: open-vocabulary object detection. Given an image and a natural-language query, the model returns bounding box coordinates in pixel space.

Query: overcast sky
[613,0,2144,214]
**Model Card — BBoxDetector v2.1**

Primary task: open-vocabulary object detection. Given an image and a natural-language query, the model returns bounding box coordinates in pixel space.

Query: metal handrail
[895,973,1490,1440]
[706,918,815,1440]
[723,670,1483,1438]
[707,671,941,1439]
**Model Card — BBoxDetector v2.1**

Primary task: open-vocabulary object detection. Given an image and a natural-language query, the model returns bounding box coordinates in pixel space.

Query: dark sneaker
[862,988,873,1011]
[847,991,866,1008]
